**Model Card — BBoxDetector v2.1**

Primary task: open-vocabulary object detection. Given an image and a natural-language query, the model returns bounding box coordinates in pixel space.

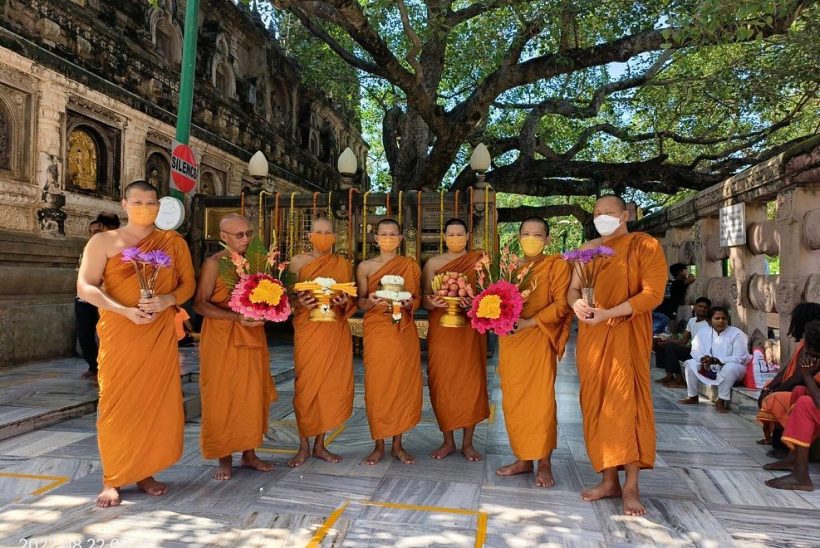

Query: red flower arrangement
[467,246,535,336]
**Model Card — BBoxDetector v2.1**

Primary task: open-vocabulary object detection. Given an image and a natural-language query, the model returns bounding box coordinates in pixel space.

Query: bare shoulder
[423,255,446,272]
[88,229,119,256]
[357,257,380,276]
[289,252,311,273]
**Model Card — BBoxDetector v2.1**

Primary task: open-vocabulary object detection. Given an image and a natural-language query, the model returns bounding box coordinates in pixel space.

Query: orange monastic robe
[199,276,276,459]
[363,256,423,440]
[96,230,195,487]
[498,254,572,460]
[576,232,667,472]
[292,254,356,437]
[427,251,489,432]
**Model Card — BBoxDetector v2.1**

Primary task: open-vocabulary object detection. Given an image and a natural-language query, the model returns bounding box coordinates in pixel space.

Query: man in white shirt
[655,297,711,387]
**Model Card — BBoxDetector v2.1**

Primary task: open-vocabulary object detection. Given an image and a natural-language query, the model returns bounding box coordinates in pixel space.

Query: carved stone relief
[748,274,779,312]
[802,209,820,250]
[66,129,99,190]
[804,274,820,304]
[747,221,780,256]
[703,232,729,261]
[776,277,805,316]
[705,276,737,308]
[0,79,34,179]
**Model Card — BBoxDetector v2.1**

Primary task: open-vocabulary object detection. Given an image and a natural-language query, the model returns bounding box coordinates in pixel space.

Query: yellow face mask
[127,204,159,227]
[445,235,468,253]
[377,235,401,252]
[520,235,545,257]
[309,233,336,253]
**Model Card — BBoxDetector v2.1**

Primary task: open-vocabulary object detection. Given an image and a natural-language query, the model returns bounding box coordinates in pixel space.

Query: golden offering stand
[440,296,466,328]
[308,289,337,322]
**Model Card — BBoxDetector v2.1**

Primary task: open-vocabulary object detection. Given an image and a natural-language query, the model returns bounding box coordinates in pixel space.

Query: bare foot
[95,486,121,508]
[213,456,232,480]
[655,375,673,384]
[496,459,533,477]
[363,446,384,465]
[765,473,815,491]
[241,451,274,472]
[667,379,687,388]
[288,447,311,468]
[581,480,622,501]
[431,442,456,460]
[136,477,168,496]
[622,485,647,516]
[461,444,483,462]
[535,461,554,488]
[763,453,796,471]
[392,448,416,464]
[313,445,343,463]
[678,396,699,405]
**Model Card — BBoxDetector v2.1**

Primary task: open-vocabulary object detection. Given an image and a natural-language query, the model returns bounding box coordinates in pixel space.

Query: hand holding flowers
[468,246,535,336]
[121,247,174,318]
[562,245,614,322]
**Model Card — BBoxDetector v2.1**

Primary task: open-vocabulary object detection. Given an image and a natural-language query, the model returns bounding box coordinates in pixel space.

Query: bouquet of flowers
[373,275,412,324]
[293,277,357,322]
[218,237,291,322]
[431,271,474,327]
[561,246,614,309]
[467,246,535,336]
[122,247,171,299]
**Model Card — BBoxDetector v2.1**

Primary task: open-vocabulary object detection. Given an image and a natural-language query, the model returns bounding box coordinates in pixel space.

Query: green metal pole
[172,0,200,202]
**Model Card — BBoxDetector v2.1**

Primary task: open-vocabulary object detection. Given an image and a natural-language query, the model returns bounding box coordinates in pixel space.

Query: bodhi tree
[267,0,817,210]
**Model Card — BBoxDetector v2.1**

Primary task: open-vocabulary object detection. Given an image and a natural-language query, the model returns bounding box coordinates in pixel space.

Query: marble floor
[0,340,818,547]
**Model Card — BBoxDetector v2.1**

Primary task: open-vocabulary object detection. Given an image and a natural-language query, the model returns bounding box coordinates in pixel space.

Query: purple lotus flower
[139,250,172,268]
[596,246,615,257]
[122,247,142,263]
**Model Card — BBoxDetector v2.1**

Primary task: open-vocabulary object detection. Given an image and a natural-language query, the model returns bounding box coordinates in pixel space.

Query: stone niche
[64,105,123,200]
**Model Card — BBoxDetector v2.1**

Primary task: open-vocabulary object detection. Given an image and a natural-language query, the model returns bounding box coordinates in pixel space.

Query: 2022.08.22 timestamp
[19,539,130,548]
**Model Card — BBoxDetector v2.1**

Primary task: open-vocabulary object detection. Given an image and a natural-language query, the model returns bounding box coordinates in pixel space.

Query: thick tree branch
[395,0,425,80]
[446,0,513,27]
[497,204,592,225]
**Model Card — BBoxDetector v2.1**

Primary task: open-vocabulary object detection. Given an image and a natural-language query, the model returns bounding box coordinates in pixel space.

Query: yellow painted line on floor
[475,511,488,548]
[0,472,70,495]
[360,499,478,516]
[256,424,345,456]
[487,403,496,425]
[307,499,350,547]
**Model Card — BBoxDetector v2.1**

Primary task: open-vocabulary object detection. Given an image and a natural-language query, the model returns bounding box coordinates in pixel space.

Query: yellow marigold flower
[250,279,284,306]
[476,294,502,319]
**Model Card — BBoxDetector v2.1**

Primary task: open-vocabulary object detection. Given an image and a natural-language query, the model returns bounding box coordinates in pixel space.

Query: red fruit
[449,283,459,291]
[458,288,468,297]
[437,289,448,296]
[447,290,457,297]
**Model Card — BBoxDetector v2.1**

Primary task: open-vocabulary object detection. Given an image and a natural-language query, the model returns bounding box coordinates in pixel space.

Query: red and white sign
[170,141,198,193]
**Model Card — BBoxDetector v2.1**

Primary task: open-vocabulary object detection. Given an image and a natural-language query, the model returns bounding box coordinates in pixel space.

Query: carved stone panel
[776,277,806,316]
[802,209,820,250]
[748,274,779,312]
[747,221,780,256]
[64,110,121,199]
[0,80,34,180]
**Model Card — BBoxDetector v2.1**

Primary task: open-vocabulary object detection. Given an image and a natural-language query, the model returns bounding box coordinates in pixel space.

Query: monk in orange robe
[356,218,423,465]
[288,217,356,467]
[77,180,195,507]
[569,195,667,516]
[423,218,489,461]
[194,214,276,480]
[495,217,572,487]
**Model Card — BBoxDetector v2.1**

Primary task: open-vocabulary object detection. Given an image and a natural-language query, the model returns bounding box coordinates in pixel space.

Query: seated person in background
[678,306,750,413]
[175,307,195,347]
[763,320,820,492]
[654,263,695,335]
[757,302,820,449]
[655,297,711,387]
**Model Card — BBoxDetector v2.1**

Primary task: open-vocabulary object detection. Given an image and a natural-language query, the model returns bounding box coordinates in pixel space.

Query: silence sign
[170,141,198,193]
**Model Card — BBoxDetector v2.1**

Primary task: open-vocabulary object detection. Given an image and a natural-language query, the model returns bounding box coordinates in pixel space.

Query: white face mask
[594,214,622,236]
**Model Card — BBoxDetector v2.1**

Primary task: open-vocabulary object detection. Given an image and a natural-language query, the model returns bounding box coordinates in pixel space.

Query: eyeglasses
[223,230,254,240]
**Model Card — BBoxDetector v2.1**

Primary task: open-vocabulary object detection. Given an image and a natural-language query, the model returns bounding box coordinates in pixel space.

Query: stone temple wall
[633,137,820,363]
[0,0,368,367]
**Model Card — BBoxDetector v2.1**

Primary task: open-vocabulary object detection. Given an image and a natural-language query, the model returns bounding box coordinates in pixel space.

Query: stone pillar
[776,185,820,361]
[729,202,767,338]
[122,122,148,186]
[690,218,724,305]
[34,80,69,237]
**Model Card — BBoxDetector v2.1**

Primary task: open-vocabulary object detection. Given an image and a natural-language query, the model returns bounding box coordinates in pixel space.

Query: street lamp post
[470,143,491,189]
[244,150,269,236]
[337,147,357,190]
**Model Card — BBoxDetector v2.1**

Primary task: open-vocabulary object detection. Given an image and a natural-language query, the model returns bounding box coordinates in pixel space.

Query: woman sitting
[678,306,749,413]
[757,302,820,452]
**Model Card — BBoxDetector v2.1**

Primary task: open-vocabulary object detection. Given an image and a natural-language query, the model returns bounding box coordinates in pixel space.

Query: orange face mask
[445,235,468,253]
[309,232,335,253]
[128,204,159,227]
[377,235,401,252]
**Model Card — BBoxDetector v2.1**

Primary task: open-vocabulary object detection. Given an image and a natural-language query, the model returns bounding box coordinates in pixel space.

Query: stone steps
[0,346,296,442]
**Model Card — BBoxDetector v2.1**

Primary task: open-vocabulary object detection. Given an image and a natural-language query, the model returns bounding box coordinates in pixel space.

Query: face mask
[445,235,467,253]
[377,235,400,252]
[309,233,335,253]
[594,214,622,236]
[128,204,159,227]
[520,236,545,257]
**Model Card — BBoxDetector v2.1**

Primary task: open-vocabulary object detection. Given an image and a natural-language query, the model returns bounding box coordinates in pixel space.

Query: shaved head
[596,194,627,212]
[124,180,159,199]
[219,213,249,231]
[311,216,334,233]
